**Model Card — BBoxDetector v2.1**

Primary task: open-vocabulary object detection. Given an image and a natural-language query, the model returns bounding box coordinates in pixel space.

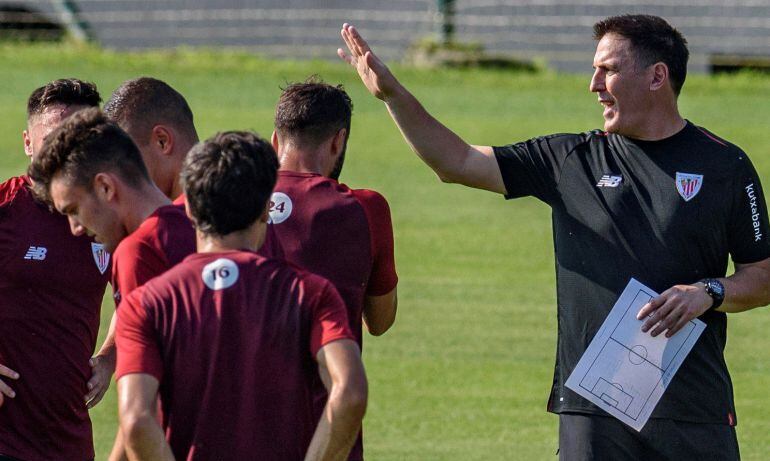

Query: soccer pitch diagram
[566,279,705,431]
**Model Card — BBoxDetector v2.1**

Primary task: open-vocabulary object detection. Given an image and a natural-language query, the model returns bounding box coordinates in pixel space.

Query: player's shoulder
[348,187,389,209]
[154,203,193,231]
[0,175,31,208]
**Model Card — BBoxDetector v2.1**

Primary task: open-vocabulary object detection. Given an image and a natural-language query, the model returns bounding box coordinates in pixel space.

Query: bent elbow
[367,318,394,336]
[435,170,459,184]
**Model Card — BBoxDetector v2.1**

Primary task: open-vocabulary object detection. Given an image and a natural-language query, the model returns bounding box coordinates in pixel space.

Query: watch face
[707,280,725,299]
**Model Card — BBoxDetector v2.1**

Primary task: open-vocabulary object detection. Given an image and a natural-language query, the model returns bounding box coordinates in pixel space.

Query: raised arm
[305,339,367,461]
[338,24,505,194]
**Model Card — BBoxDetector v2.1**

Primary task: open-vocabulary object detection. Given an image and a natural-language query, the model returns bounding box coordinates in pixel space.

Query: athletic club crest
[675,172,703,202]
[91,242,110,274]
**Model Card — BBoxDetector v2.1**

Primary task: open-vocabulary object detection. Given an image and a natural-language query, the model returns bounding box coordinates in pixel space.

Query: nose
[68,216,86,236]
[590,68,605,93]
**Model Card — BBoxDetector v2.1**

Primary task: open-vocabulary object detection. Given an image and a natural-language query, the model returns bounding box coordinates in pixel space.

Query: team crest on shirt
[91,242,110,274]
[268,192,293,224]
[675,172,703,202]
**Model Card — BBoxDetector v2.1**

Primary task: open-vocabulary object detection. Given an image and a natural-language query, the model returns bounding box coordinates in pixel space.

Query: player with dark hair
[0,79,110,461]
[340,14,770,459]
[27,107,197,460]
[102,75,283,461]
[103,77,198,200]
[271,77,398,460]
[116,131,367,461]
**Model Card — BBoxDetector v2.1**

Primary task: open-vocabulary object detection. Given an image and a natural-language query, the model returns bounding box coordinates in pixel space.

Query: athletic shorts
[558,413,740,461]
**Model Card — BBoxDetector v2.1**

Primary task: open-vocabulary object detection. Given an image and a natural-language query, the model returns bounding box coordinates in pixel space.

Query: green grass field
[2,42,770,460]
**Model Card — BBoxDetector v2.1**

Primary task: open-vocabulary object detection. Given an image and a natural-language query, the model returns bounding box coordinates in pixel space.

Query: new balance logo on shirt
[596,174,623,188]
[24,246,47,260]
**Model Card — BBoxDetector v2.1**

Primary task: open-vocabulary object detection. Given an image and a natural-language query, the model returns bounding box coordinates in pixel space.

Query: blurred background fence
[2,1,769,73]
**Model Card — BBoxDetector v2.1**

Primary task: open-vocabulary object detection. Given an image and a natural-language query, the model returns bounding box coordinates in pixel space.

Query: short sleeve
[307,277,355,357]
[728,154,770,264]
[493,133,585,204]
[351,189,398,296]
[115,286,164,381]
[111,237,168,308]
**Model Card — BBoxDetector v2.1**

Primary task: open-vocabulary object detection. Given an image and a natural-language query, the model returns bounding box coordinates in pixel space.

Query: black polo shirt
[494,121,770,424]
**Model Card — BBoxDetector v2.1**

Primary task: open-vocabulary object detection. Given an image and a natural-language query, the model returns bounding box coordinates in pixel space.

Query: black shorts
[558,413,740,461]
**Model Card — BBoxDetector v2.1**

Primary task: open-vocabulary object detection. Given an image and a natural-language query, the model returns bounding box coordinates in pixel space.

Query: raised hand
[337,23,400,101]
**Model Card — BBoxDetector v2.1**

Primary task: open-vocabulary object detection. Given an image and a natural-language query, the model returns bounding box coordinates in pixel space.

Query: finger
[348,25,371,57]
[0,365,19,380]
[666,315,690,338]
[641,301,675,333]
[86,389,106,409]
[650,309,683,337]
[636,296,664,320]
[337,48,354,65]
[340,26,358,57]
[0,379,16,399]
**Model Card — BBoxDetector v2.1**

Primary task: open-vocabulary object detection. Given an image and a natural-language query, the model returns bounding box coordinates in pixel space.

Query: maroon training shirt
[270,171,398,460]
[116,251,353,461]
[0,176,110,461]
[111,204,196,306]
[173,194,284,260]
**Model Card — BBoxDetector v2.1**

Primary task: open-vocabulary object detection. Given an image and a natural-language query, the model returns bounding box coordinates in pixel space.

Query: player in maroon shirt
[27,106,199,452]
[102,75,282,461]
[0,80,110,461]
[114,130,367,460]
[270,79,398,460]
[103,76,283,258]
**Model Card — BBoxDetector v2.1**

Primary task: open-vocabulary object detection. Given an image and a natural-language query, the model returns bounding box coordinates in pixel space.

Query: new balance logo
[23,246,47,260]
[596,175,623,188]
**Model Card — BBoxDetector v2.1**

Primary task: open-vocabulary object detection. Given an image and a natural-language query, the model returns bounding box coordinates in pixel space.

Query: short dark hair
[274,76,353,148]
[27,78,101,119]
[103,77,198,145]
[28,108,150,203]
[593,14,689,96]
[181,131,278,236]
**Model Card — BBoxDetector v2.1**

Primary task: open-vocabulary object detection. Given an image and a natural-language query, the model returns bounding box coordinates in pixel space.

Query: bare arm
[87,310,117,409]
[363,288,397,336]
[338,24,505,194]
[305,339,367,461]
[118,374,174,461]
[637,257,770,336]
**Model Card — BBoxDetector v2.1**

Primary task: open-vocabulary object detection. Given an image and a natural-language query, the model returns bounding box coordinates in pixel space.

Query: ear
[271,130,280,152]
[92,172,118,202]
[151,125,174,156]
[183,199,197,225]
[23,130,33,158]
[650,62,669,92]
[330,128,347,157]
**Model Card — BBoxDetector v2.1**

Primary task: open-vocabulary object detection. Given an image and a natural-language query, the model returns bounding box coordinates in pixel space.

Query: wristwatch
[699,278,725,311]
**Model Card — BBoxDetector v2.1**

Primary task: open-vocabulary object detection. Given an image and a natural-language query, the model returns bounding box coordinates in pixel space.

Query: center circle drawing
[629,345,648,365]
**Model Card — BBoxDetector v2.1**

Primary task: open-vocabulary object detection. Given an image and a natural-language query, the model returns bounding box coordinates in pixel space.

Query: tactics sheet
[565,278,706,431]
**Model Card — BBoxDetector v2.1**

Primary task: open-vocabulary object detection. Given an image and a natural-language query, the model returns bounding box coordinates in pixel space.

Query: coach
[339,14,770,459]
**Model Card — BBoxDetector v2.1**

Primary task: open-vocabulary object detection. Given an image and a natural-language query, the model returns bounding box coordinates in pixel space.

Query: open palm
[337,23,398,101]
